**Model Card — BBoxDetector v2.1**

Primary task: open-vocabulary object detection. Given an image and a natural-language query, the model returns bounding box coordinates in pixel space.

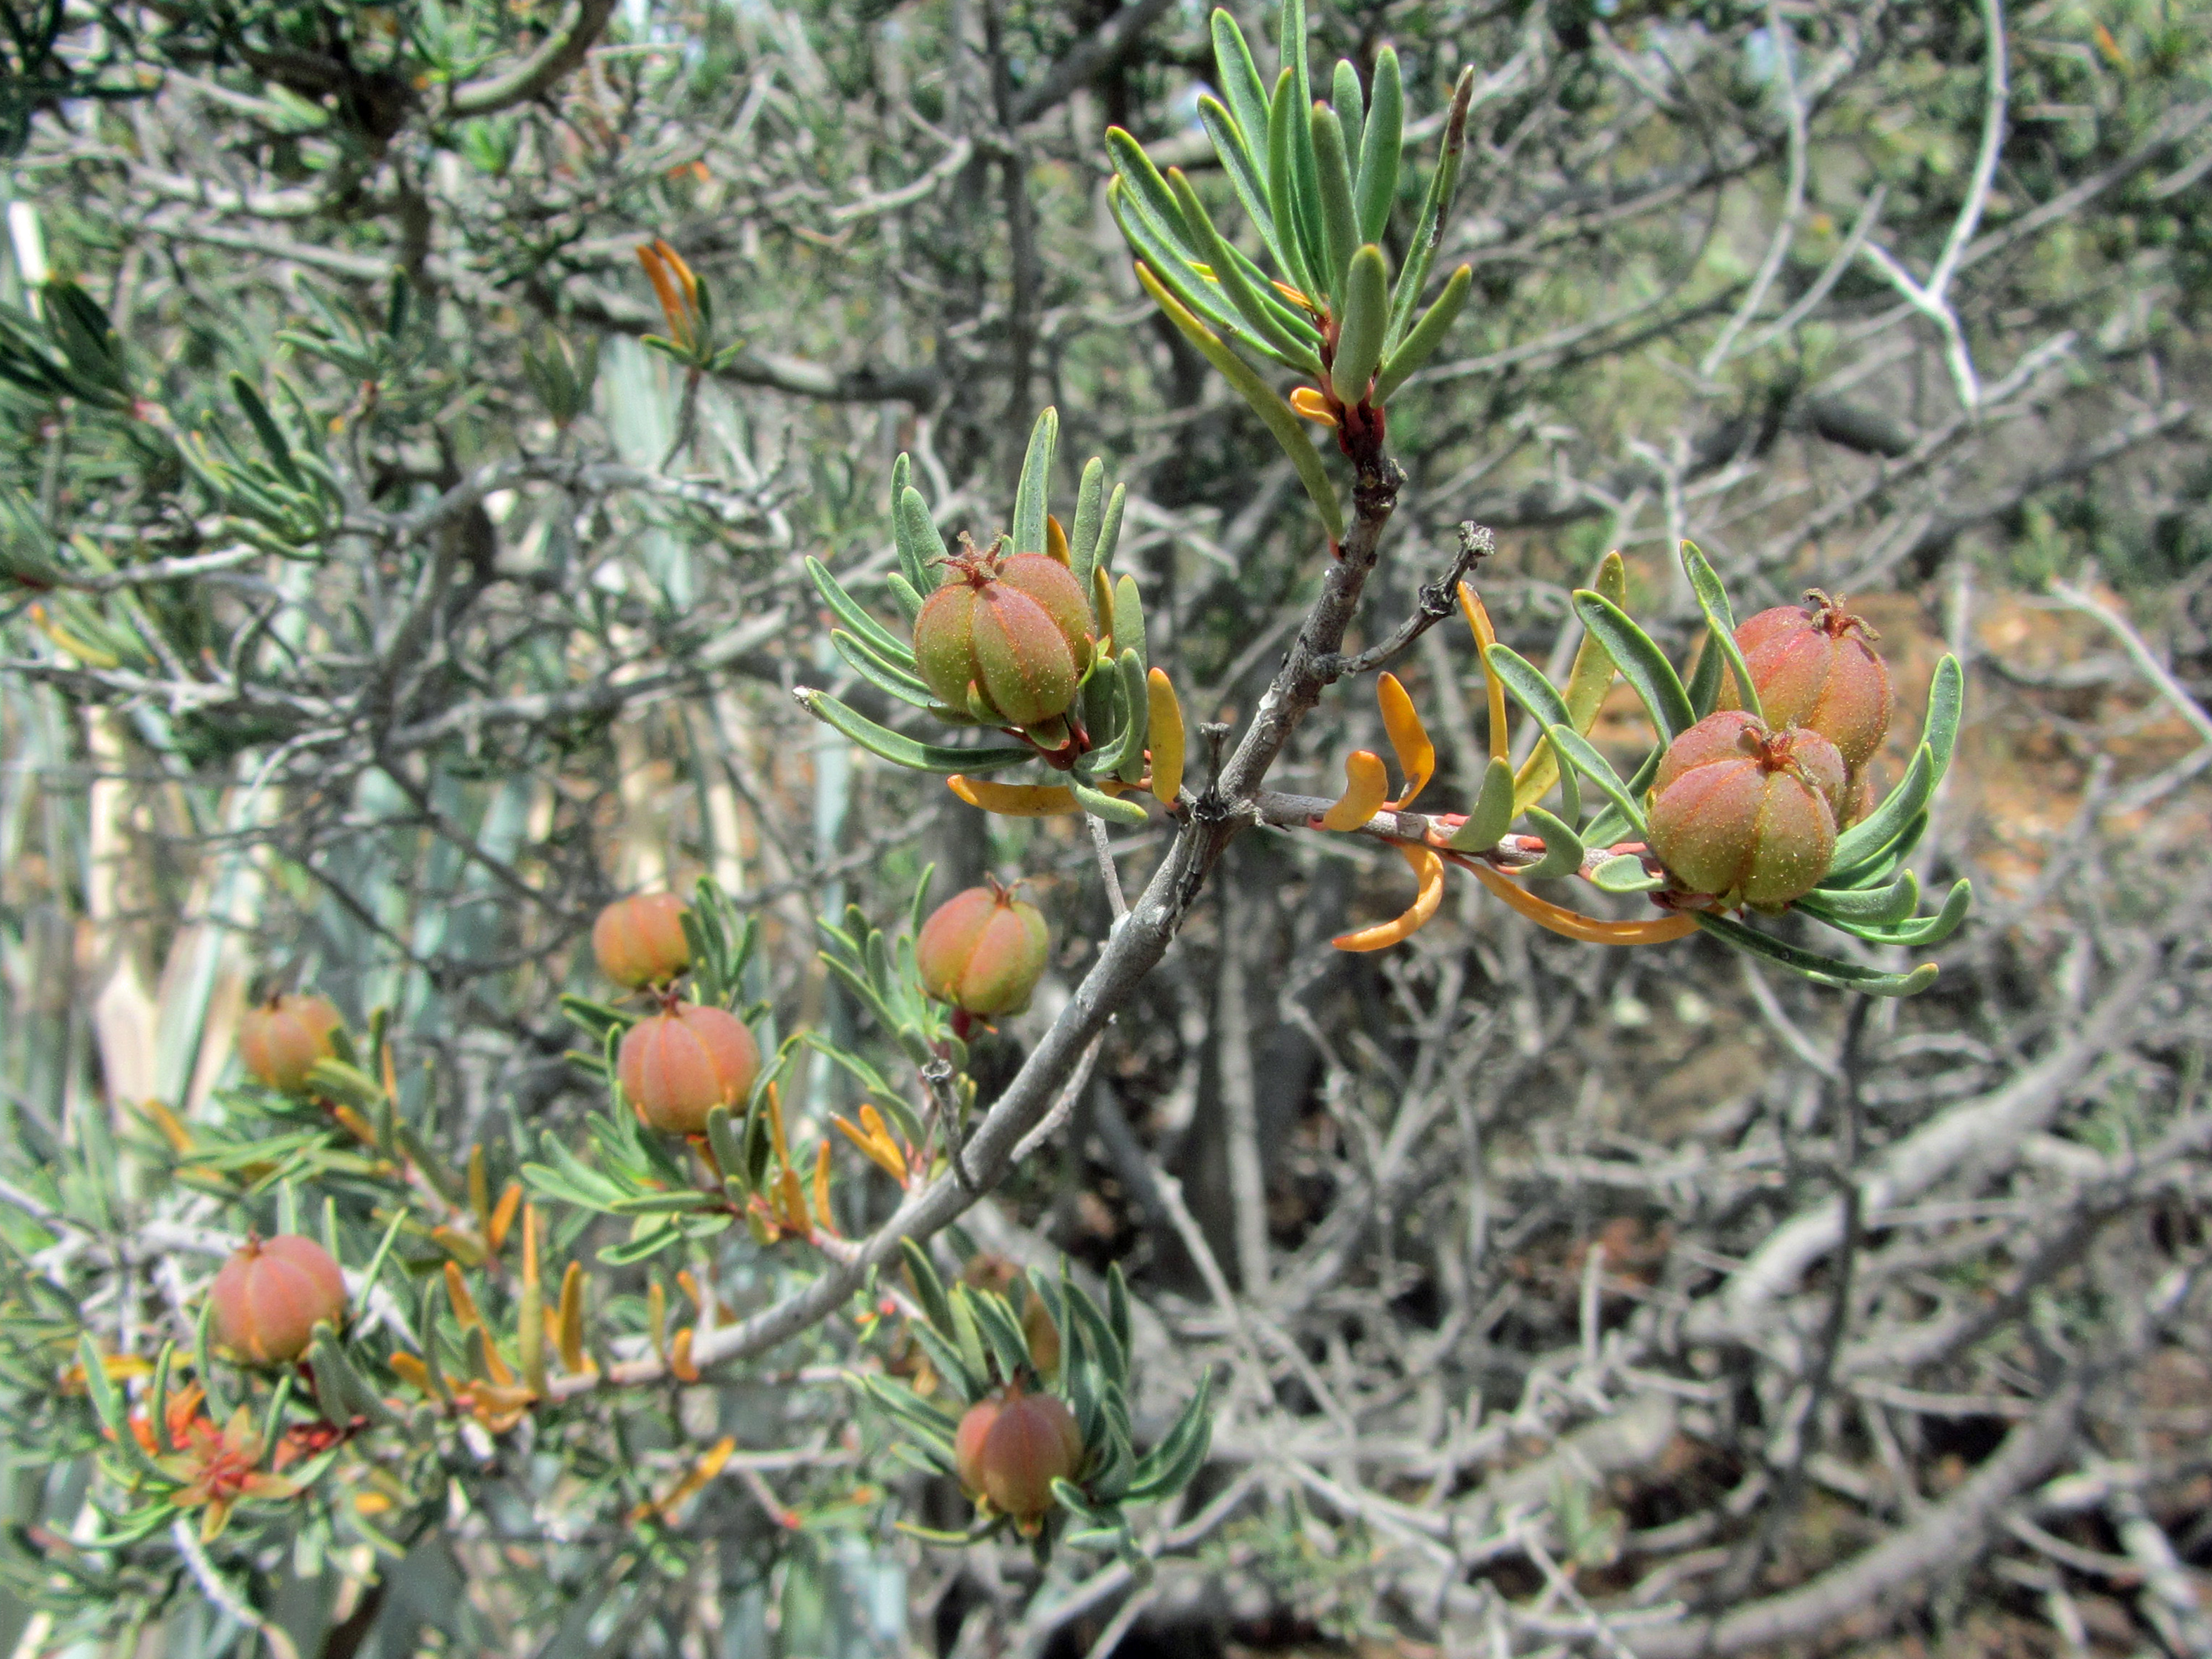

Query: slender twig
[2046,580,2212,748]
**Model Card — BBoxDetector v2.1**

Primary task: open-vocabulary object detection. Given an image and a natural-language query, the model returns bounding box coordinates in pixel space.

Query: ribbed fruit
[916,885,1050,1016]
[1719,591,1893,769]
[953,1397,1001,1497]
[912,538,1093,728]
[961,1387,1084,1520]
[593,893,692,988]
[210,1234,349,1364]
[236,994,343,1094]
[1647,712,1846,909]
[617,1003,761,1134]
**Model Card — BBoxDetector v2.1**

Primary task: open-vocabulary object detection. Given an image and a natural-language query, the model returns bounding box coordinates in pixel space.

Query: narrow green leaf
[231,375,302,489]
[1116,653,1150,786]
[1923,653,1964,784]
[1485,642,1574,733]
[1794,869,1920,926]
[1547,724,1649,839]
[1373,263,1470,403]
[1332,59,1365,169]
[1112,576,1146,672]
[895,487,947,592]
[1196,93,1284,257]
[1516,550,1625,806]
[80,1335,172,1485]
[1104,129,1200,262]
[886,571,925,623]
[1107,1262,1132,1365]
[1167,169,1327,374]
[969,1289,1035,1385]
[310,1328,396,1427]
[148,1343,178,1456]
[1279,0,1326,290]
[195,1301,232,1420]
[1012,408,1058,557]
[1820,813,1925,891]
[1109,180,1271,349]
[1210,8,1273,165]
[1678,540,1734,631]
[1387,66,1475,352]
[1815,877,1971,947]
[794,688,1033,773]
[1354,45,1403,243]
[1331,244,1389,404]
[1693,914,1939,997]
[1519,806,1583,879]
[1086,649,1149,780]
[1590,854,1667,893]
[1134,264,1344,542]
[1073,781,1149,825]
[899,1238,954,1334]
[1572,590,1694,739]
[1486,641,1587,818]
[1678,542,1761,726]
[1068,459,1105,598]
[1266,67,1324,302]
[1092,483,1128,577]
[1829,743,1936,870]
[1687,627,1725,717]
[1123,1375,1215,1501]
[807,557,912,664]
[1446,757,1516,852]
[945,1288,990,1390]
[1309,103,1360,302]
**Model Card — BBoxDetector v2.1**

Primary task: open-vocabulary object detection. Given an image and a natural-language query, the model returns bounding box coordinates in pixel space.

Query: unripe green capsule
[1648,712,1846,910]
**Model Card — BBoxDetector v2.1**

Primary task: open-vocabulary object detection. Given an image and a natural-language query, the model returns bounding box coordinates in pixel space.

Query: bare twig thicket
[2,0,2211,1655]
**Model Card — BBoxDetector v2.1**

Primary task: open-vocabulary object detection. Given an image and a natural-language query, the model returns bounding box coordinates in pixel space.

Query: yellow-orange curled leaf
[779,1166,810,1234]
[445,1261,482,1332]
[834,1104,910,1183]
[1458,583,1510,764]
[670,1326,701,1384]
[1377,674,1434,807]
[1046,514,1071,567]
[1288,386,1338,427]
[1146,668,1186,803]
[387,1352,432,1393]
[557,1262,589,1374]
[948,775,1080,817]
[1320,750,1389,831]
[1464,860,1699,946]
[1333,844,1445,952]
[488,1180,523,1254]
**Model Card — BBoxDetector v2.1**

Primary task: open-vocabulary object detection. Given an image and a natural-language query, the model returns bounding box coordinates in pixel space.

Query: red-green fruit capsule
[617,1002,761,1135]
[1648,712,1846,909]
[978,1388,1084,1520]
[1719,591,1893,769]
[210,1234,349,1364]
[954,1396,1001,1497]
[593,893,692,988]
[915,886,1050,1016]
[236,994,343,1094]
[912,541,1093,728]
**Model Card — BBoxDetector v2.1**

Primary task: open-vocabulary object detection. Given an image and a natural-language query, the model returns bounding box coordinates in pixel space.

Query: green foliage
[856,1243,1211,1569]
